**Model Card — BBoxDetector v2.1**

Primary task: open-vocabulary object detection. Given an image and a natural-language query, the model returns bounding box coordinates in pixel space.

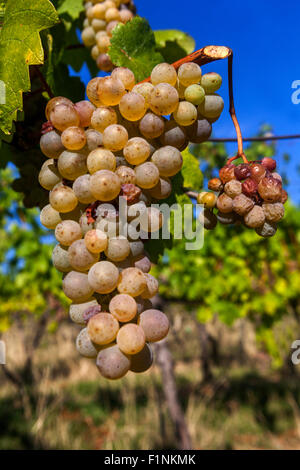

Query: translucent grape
[115,165,136,185]
[117,267,147,297]
[92,18,107,32]
[111,67,135,90]
[52,244,72,273]
[102,124,128,152]
[117,323,145,355]
[96,32,111,53]
[201,72,222,93]
[185,118,212,144]
[139,112,165,139]
[74,100,96,127]
[184,84,205,105]
[91,106,117,132]
[138,309,169,342]
[81,26,96,47]
[50,103,80,132]
[198,94,224,119]
[40,130,64,159]
[105,236,131,262]
[178,62,202,86]
[97,77,125,106]
[50,185,78,213]
[96,344,130,380]
[73,174,95,204]
[151,146,183,177]
[86,77,103,106]
[87,312,119,345]
[140,274,158,299]
[88,261,120,294]
[87,148,116,174]
[55,220,82,246]
[131,82,154,106]
[123,137,150,165]
[105,7,120,22]
[58,151,87,181]
[149,83,179,116]
[69,298,99,325]
[159,120,187,150]
[119,9,133,23]
[109,294,137,322]
[96,53,113,72]
[40,204,62,229]
[61,126,87,151]
[91,2,106,19]
[119,92,146,121]
[90,170,121,201]
[76,328,99,358]
[173,101,197,126]
[135,162,160,189]
[84,229,108,253]
[38,159,61,190]
[45,96,73,120]
[130,344,153,373]
[63,271,94,302]
[68,239,99,272]
[150,63,177,86]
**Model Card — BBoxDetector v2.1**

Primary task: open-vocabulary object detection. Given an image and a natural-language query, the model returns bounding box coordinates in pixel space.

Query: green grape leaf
[57,0,84,20]
[0,0,59,137]
[108,17,164,82]
[181,148,203,191]
[154,29,195,63]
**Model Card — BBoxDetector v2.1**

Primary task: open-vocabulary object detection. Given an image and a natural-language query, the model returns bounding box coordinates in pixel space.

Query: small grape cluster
[82,0,136,72]
[198,157,288,237]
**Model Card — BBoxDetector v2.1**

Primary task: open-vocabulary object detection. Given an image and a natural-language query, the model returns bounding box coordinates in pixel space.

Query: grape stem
[227,53,248,164]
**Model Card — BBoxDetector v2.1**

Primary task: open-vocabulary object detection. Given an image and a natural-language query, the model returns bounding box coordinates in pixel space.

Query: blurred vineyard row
[0,138,300,449]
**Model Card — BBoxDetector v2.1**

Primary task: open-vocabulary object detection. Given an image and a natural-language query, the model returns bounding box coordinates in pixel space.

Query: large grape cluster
[82,0,137,72]
[38,62,222,379]
[198,157,288,237]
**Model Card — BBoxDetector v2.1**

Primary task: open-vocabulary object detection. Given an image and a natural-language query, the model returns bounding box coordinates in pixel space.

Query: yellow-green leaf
[0,0,59,136]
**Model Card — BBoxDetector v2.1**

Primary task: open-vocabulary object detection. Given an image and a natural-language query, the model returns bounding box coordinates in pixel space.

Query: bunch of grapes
[82,0,137,72]
[38,61,222,379]
[198,157,288,237]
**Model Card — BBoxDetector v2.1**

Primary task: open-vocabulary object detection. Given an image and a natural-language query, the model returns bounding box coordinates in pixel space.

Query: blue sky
[77,0,300,203]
